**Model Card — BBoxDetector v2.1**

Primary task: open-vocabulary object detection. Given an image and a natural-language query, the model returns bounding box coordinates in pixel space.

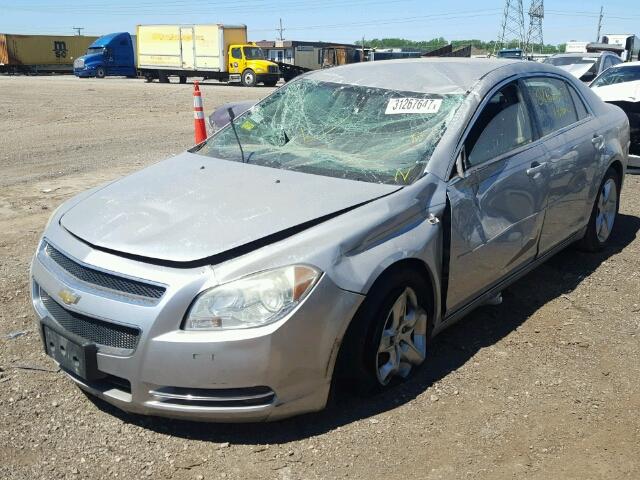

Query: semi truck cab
[227,43,279,86]
[74,32,136,78]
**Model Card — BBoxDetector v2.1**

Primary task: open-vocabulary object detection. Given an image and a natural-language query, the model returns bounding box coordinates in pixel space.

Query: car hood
[592,80,640,103]
[558,62,595,79]
[59,152,400,264]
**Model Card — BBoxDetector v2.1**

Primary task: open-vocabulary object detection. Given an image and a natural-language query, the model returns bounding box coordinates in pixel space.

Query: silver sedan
[30,58,629,422]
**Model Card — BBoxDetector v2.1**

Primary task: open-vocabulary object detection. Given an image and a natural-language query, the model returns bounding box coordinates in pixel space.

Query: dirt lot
[1,75,639,480]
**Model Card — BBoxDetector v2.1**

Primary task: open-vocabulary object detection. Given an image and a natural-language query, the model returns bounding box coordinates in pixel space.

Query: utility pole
[525,0,544,56]
[361,35,365,61]
[276,18,285,41]
[72,27,84,36]
[495,0,526,54]
[596,6,604,42]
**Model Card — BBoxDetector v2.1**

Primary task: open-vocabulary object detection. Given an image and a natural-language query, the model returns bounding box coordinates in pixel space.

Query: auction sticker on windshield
[385,98,442,115]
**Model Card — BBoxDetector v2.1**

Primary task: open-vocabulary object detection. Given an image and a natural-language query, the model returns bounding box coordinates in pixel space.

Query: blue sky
[0,0,638,45]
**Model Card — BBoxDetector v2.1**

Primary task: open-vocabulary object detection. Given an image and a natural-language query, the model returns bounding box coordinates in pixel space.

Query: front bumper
[30,229,363,422]
[74,67,96,78]
[256,73,280,84]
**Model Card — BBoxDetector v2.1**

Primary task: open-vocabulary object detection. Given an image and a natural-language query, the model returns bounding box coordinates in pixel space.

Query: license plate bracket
[41,317,105,381]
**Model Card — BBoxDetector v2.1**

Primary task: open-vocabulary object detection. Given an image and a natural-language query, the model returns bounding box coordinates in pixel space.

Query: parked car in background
[544,52,622,82]
[31,58,628,422]
[591,61,640,173]
[497,48,524,59]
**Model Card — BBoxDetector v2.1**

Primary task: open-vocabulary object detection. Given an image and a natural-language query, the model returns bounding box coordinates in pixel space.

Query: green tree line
[355,37,566,54]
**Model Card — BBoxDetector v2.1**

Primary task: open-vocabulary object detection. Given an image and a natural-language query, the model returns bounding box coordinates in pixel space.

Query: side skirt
[433,227,586,337]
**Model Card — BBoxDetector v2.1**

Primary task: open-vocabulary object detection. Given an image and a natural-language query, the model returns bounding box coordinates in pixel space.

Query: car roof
[609,60,640,68]
[304,58,534,95]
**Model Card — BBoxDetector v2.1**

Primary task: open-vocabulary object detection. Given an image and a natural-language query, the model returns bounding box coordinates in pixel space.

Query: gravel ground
[1,75,639,480]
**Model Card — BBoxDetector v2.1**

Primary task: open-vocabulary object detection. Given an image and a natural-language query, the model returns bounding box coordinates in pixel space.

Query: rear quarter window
[568,86,589,119]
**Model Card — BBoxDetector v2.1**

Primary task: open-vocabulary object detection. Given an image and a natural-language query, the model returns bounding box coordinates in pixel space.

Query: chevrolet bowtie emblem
[58,289,80,305]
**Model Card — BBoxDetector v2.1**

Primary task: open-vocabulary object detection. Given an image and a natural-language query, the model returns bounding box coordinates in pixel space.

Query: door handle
[526,161,547,177]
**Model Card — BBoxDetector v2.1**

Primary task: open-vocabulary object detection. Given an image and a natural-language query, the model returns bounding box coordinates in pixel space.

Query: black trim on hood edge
[61,189,400,269]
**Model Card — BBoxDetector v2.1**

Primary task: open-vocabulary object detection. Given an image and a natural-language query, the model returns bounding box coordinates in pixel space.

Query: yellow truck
[0,34,97,73]
[136,24,280,86]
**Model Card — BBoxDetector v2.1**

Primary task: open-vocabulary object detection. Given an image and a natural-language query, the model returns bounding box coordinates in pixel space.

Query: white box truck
[136,24,279,86]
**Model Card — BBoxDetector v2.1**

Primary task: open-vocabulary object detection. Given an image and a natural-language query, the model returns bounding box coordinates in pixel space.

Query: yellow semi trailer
[0,34,97,73]
[136,24,280,86]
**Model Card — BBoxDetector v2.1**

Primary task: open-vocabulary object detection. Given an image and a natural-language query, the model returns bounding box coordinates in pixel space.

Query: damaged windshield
[198,78,466,185]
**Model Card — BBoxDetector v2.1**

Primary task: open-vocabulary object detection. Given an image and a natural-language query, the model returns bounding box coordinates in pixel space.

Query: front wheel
[241,69,256,87]
[95,67,106,79]
[335,269,432,394]
[578,167,620,251]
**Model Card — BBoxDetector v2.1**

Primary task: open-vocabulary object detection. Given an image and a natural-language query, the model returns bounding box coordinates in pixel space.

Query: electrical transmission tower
[525,0,544,55]
[496,0,526,53]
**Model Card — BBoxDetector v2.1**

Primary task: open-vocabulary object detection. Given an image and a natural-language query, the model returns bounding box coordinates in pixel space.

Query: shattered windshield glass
[197,78,466,185]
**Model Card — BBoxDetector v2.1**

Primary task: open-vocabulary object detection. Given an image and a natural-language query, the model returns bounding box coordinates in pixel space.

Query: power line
[72,26,84,36]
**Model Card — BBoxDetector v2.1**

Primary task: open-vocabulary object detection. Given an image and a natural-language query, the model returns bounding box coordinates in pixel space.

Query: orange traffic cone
[193,81,207,144]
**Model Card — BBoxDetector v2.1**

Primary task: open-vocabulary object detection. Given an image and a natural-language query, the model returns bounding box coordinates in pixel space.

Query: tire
[144,74,154,83]
[179,75,187,84]
[95,67,106,79]
[578,166,620,251]
[158,71,169,84]
[241,69,257,87]
[334,268,433,395]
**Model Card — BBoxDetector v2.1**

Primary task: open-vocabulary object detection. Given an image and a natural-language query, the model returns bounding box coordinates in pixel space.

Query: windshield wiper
[227,107,246,163]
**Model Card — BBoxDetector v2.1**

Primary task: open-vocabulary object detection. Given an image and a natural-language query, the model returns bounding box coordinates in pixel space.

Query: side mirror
[208,101,257,131]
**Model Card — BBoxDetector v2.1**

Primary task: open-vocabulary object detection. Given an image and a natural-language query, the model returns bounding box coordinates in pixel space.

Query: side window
[523,77,579,136]
[611,56,622,66]
[465,82,533,167]
[231,48,242,60]
[568,86,589,120]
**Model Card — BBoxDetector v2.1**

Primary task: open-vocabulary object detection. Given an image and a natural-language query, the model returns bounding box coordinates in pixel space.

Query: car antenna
[227,107,246,163]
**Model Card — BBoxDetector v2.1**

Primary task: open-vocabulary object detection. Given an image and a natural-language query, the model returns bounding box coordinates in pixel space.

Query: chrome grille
[44,242,165,299]
[268,65,279,74]
[40,290,140,351]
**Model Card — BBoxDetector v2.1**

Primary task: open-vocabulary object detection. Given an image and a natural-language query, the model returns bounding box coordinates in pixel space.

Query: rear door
[180,27,195,70]
[446,80,550,313]
[521,76,599,254]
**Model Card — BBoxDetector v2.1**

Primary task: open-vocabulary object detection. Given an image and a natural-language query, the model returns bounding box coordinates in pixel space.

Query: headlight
[183,265,321,330]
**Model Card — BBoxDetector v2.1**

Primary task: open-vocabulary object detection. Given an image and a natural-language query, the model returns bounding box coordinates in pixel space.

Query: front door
[180,27,195,70]
[446,81,550,313]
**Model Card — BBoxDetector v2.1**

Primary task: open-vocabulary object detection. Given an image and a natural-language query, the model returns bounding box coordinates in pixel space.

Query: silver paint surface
[30,58,630,421]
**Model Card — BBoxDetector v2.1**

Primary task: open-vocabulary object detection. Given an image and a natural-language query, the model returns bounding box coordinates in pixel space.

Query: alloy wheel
[376,287,427,385]
[595,178,618,243]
